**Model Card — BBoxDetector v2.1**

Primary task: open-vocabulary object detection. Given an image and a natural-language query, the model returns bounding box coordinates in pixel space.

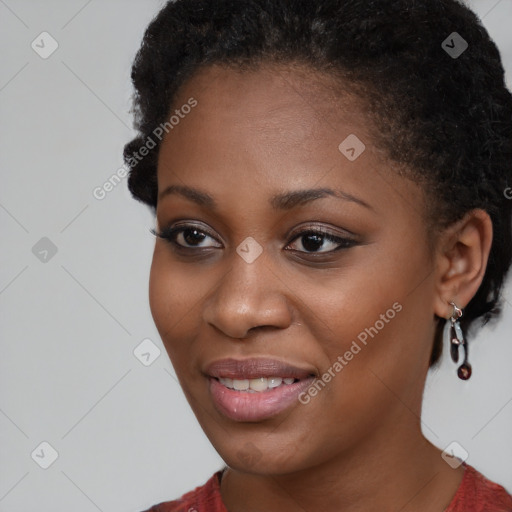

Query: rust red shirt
[142,463,512,512]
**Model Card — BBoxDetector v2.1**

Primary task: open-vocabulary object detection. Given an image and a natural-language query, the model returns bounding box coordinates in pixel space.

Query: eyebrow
[158,184,374,212]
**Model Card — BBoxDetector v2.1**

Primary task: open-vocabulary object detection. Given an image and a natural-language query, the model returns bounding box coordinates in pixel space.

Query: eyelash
[151,223,357,255]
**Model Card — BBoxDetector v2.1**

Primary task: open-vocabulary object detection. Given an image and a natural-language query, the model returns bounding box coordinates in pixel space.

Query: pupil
[302,234,323,252]
[184,229,206,245]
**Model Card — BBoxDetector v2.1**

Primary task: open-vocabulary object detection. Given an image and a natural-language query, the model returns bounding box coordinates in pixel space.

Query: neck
[220,411,465,512]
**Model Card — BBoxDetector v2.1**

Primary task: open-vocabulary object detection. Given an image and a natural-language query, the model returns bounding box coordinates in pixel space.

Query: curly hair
[124,0,512,367]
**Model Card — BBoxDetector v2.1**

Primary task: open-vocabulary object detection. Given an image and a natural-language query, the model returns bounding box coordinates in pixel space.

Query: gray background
[0,1,511,510]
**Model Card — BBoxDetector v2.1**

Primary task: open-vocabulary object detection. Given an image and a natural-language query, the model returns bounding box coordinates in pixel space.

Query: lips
[205,358,314,380]
[205,358,316,422]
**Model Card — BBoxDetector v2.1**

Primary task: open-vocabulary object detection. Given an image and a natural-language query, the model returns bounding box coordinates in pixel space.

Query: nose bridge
[203,241,292,338]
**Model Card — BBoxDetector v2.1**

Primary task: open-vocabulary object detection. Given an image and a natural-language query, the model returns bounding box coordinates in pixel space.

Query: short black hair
[124,0,512,367]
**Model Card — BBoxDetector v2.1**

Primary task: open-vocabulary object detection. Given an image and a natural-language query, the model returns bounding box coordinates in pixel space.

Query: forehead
[156,62,425,222]
[159,63,369,175]
[172,61,366,133]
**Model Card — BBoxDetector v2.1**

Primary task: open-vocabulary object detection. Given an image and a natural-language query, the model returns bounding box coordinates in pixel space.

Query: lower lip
[209,377,315,422]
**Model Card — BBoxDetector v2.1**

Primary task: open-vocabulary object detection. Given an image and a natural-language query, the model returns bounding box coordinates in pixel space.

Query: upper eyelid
[154,224,221,245]
[164,222,221,242]
[157,219,354,238]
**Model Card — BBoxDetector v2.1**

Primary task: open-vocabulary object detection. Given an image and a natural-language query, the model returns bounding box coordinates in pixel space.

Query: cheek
[149,250,173,334]
[308,291,404,391]
[300,250,431,403]
[311,291,431,433]
[296,265,401,356]
[148,247,200,360]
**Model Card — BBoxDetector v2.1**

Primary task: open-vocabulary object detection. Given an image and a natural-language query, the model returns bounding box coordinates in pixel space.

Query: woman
[124,0,512,510]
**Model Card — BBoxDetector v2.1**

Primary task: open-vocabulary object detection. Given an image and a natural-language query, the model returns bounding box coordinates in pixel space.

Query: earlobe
[433,209,493,319]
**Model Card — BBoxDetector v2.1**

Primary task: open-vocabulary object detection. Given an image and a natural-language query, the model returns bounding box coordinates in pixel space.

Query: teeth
[268,377,283,388]
[233,379,250,391]
[249,377,268,392]
[218,376,297,392]
[219,377,233,388]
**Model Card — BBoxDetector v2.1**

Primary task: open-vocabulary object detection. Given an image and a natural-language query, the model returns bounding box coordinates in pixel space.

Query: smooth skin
[149,63,493,512]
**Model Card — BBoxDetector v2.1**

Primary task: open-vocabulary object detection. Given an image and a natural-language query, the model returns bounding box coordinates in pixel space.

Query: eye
[286,228,356,254]
[152,223,357,254]
[151,224,222,249]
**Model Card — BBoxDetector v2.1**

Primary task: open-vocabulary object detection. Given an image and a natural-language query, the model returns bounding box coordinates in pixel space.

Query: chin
[198,419,317,475]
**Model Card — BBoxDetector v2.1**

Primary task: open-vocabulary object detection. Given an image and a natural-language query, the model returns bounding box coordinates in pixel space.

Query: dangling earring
[449,302,472,380]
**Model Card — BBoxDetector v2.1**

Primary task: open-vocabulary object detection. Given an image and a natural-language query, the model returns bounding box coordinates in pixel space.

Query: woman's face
[150,63,439,474]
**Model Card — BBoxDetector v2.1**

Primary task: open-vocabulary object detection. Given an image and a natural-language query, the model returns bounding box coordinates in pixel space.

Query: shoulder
[140,470,226,512]
[446,463,512,512]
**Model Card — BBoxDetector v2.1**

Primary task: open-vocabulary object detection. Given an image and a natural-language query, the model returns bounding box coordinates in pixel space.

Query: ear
[433,209,493,320]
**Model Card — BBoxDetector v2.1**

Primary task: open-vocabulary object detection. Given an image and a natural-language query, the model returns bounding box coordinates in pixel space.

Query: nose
[202,248,293,339]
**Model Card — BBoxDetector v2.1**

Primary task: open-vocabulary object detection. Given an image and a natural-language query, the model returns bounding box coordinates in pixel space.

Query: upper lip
[205,358,316,380]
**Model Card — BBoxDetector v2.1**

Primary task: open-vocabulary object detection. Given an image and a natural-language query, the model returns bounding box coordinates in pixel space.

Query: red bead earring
[449,302,472,380]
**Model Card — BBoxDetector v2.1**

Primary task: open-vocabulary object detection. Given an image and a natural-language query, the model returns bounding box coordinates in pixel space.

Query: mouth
[205,358,317,422]
[217,376,300,392]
